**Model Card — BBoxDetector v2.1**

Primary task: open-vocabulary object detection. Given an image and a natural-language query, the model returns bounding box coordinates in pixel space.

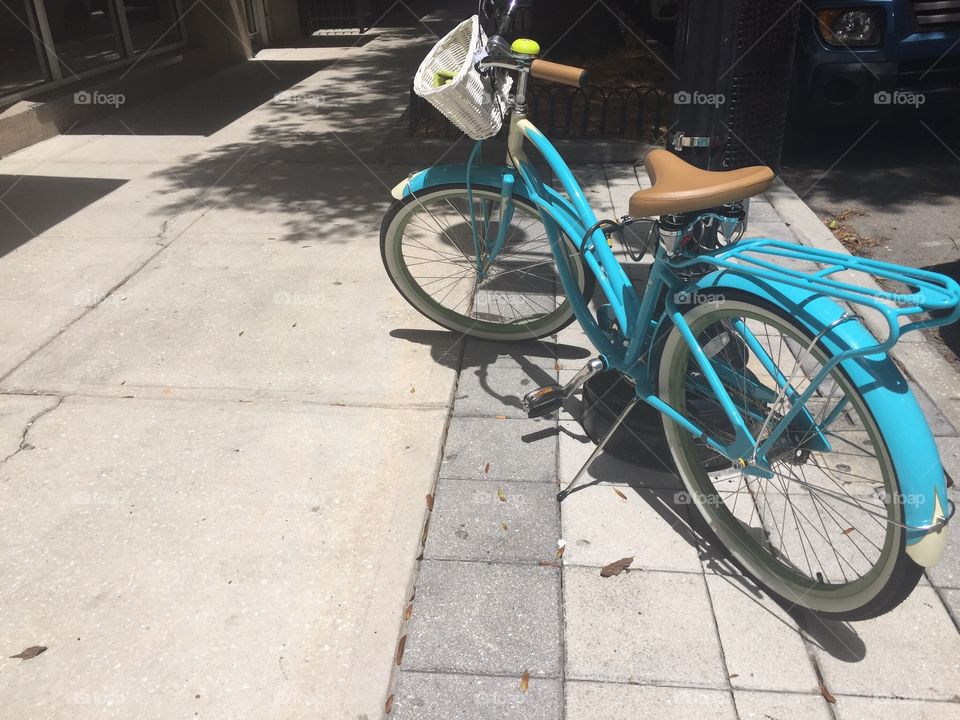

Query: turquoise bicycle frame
[392,113,960,563]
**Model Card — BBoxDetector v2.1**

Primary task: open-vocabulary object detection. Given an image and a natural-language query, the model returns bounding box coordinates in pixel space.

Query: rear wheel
[381,184,594,341]
[658,296,922,620]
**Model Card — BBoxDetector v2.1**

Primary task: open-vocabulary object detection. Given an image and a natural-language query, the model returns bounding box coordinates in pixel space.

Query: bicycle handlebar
[530,59,589,88]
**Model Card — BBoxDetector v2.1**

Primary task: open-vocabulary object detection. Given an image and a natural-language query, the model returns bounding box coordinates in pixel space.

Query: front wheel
[658,295,923,620]
[381,184,595,341]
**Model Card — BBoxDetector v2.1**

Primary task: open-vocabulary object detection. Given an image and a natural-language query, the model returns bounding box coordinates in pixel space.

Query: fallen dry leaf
[497,488,507,502]
[385,694,394,714]
[404,604,413,622]
[10,646,46,660]
[501,522,509,531]
[728,673,739,679]
[842,527,855,535]
[520,669,529,693]
[425,494,434,511]
[539,560,561,568]
[614,488,627,500]
[484,462,491,476]
[556,544,566,559]
[395,635,407,666]
[600,557,634,578]
[819,682,837,704]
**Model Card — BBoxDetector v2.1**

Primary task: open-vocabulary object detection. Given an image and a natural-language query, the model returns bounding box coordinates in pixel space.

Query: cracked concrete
[0,395,62,466]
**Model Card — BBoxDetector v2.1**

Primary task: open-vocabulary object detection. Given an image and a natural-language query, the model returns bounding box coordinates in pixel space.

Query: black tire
[658,292,923,620]
[381,183,596,342]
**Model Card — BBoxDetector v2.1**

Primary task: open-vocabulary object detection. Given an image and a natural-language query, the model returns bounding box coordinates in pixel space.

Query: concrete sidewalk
[0,23,454,720]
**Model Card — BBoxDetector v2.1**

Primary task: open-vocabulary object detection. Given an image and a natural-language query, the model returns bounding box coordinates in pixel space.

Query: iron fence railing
[409,83,672,141]
[299,0,388,33]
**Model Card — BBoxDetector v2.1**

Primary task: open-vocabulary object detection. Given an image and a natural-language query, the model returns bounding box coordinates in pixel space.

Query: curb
[765,177,960,478]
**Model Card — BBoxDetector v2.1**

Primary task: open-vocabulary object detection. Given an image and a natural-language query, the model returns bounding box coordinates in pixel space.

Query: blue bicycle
[381,2,960,619]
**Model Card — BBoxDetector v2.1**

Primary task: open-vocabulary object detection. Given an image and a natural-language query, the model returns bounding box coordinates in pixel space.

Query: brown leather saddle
[629,149,776,218]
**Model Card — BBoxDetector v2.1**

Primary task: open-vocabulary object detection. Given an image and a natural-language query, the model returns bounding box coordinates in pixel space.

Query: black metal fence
[409,84,672,141]
[299,0,386,33]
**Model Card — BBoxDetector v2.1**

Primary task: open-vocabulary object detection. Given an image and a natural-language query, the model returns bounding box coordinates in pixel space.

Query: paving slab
[910,381,957,436]
[748,198,783,223]
[454,365,555,419]
[440,416,557,483]
[705,574,820,693]
[604,164,649,215]
[401,559,562,677]
[461,337,580,372]
[391,671,561,720]
[937,587,960,627]
[926,485,960,589]
[559,420,682,489]
[935,435,960,487]
[563,567,728,688]
[4,228,458,407]
[734,690,832,720]
[561,484,702,572]
[807,584,960,700]
[0,395,445,720]
[423,478,560,564]
[565,680,736,720]
[833,695,960,719]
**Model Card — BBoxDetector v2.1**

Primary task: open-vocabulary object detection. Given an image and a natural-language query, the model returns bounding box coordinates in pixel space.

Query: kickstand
[557,396,639,502]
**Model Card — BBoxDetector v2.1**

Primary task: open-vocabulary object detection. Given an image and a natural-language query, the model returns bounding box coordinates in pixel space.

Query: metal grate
[409,83,672,140]
[721,0,799,170]
[912,0,960,31]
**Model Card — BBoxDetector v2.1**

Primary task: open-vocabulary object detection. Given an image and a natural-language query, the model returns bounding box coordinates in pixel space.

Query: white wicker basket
[413,15,512,140]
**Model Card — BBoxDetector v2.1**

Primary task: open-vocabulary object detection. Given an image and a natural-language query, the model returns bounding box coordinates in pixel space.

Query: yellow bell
[511,38,541,56]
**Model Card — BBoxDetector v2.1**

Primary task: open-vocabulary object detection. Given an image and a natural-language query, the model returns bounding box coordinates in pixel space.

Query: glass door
[0,0,51,96]
[41,0,126,76]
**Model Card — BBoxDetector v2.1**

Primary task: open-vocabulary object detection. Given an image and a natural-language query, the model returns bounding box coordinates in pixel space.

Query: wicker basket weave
[413,15,512,140]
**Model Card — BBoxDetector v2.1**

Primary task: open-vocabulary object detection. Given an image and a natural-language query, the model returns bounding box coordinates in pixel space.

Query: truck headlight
[817,9,883,47]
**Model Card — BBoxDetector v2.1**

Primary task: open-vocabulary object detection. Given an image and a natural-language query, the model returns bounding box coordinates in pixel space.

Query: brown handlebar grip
[530,59,589,88]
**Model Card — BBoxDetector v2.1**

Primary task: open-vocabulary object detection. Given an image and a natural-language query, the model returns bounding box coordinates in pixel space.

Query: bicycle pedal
[522,384,564,418]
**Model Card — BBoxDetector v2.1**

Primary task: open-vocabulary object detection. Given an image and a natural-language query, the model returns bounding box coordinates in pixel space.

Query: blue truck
[796,0,960,120]
[624,0,960,121]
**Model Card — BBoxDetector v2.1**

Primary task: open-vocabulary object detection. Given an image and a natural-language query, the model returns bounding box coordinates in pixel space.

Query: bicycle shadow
[558,414,868,664]
[389,328,592,414]
[391,325,866,662]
